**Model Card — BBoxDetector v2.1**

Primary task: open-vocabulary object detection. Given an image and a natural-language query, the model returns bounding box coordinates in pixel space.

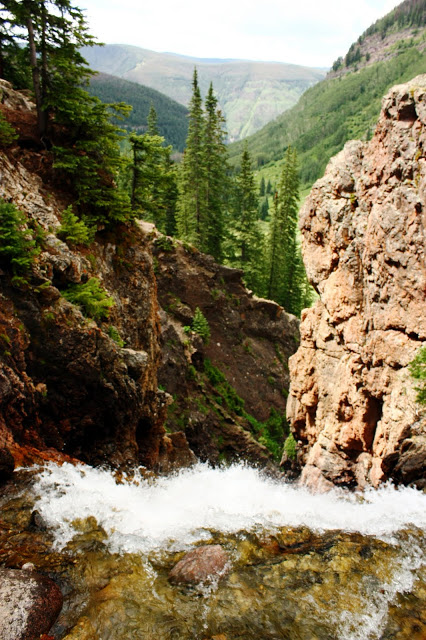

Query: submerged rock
[0,566,63,640]
[288,75,426,490]
[169,545,230,585]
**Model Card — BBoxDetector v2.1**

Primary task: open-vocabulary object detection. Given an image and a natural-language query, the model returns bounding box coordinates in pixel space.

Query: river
[1,462,425,639]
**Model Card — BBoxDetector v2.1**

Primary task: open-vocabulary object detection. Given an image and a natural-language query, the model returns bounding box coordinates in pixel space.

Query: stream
[0,462,425,639]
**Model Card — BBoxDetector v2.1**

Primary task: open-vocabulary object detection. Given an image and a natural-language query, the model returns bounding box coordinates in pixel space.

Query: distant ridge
[81,44,326,142]
[87,72,188,152]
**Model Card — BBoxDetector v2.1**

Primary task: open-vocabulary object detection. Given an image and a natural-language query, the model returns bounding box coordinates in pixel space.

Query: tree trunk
[26,14,45,139]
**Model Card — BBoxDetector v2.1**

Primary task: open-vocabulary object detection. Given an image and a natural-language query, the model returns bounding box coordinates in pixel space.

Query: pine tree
[202,82,228,261]
[147,103,159,135]
[266,146,311,316]
[230,144,264,293]
[176,68,206,245]
[259,176,265,197]
[129,131,176,234]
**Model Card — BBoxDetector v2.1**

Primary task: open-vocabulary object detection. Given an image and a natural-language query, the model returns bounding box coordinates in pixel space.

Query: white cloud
[80,0,401,67]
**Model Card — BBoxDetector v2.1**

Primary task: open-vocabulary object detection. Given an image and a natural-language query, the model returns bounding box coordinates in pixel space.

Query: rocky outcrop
[0,90,187,472]
[287,75,426,490]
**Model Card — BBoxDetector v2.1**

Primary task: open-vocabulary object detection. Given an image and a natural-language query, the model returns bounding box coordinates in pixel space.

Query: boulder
[169,545,230,585]
[0,567,63,640]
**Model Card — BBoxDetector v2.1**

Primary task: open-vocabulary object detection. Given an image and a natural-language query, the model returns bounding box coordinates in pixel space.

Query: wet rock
[169,545,230,585]
[0,446,14,483]
[288,75,426,489]
[0,567,63,640]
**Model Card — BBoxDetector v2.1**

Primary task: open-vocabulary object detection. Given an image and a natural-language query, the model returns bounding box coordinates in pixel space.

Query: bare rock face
[0,567,63,640]
[287,75,426,490]
[169,545,230,585]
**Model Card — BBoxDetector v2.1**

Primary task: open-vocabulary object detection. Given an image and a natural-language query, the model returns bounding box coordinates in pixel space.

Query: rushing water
[3,462,426,639]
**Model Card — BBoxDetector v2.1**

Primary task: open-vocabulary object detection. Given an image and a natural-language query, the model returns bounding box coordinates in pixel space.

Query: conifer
[176,68,206,245]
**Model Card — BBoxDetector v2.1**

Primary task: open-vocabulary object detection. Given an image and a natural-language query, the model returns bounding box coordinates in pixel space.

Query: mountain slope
[227,0,426,189]
[81,45,326,142]
[87,73,188,151]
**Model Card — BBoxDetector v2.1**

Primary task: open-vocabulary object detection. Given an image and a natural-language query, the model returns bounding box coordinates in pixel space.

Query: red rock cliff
[287,75,426,490]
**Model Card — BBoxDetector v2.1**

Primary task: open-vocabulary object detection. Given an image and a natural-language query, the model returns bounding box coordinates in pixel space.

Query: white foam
[30,462,426,555]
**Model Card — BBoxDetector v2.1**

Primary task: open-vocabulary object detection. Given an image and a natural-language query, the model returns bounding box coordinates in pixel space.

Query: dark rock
[0,446,14,483]
[169,545,230,585]
[0,567,63,640]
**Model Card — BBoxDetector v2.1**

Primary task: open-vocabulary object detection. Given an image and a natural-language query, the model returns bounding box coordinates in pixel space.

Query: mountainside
[287,75,426,490]
[81,45,326,142]
[228,0,426,189]
[0,79,298,476]
[87,73,188,152]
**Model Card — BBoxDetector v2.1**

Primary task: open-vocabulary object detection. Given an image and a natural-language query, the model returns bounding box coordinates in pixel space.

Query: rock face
[0,566,63,640]
[287,75,426,490]
[0,83,188,473]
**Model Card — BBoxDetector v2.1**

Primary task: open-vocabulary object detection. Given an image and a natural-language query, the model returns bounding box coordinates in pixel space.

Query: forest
[0,0,312,319]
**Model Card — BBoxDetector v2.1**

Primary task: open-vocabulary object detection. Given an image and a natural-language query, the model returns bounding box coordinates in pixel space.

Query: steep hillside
[81,45,326,142]
[331,0,426,76]
[287,75,426,490]
[0,80,298,476]
[228,1,426,189]
[87,73,188,152]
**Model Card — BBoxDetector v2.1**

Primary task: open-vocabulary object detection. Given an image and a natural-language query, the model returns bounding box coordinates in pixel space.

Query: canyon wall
[287,75,426,490]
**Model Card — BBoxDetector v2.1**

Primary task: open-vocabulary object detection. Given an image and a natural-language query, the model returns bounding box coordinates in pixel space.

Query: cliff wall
[287,75,426,490]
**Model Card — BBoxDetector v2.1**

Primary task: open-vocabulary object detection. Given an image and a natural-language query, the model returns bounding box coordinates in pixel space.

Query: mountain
[81,45,326,142]
[227,0,426,189]
[87,72,188,152]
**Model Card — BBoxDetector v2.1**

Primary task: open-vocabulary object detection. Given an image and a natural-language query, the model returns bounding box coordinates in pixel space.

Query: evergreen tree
[266,146,312,316]
[202,82,228,261]
[259,176,265,197]
[147,102,159,135]
[129,131,177,234]
[230,144,264,292]
[176,68,206,245]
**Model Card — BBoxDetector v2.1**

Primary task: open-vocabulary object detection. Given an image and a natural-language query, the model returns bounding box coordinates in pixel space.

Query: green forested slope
[87,73,188,151]
[228,43,426,189]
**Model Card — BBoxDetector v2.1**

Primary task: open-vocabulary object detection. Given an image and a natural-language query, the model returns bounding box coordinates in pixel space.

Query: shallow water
[2,462,426,639]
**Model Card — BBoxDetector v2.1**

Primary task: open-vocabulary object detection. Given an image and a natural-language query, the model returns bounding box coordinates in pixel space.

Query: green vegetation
[283,432,297,460]
[409,345,426,406]
[57,206,94,246]
[192,307,210,344]
[0,199,39,284]
[107,325,125,347]
[203,358,289,461]
[0,111,16,146]
[228,47,426,190]
[87,72,188,152]
[1,0,135,226]
[127,126,177,235]
[62,278,114,321]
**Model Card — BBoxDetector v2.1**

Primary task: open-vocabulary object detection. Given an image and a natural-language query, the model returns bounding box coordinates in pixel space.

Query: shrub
[0,112,17,146]
[409,345,426,405]
[0,199,39,283]
[192,307,210,344]
[57,205,94,246]
[62,277,114,321]
[284,432,297,460]
[107,325,125,347]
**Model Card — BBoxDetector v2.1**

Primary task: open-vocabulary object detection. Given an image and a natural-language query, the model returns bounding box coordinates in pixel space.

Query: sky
[79,0,401,68]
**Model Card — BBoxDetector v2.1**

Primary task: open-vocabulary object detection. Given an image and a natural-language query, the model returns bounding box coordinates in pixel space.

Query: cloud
[80,0,401,67]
